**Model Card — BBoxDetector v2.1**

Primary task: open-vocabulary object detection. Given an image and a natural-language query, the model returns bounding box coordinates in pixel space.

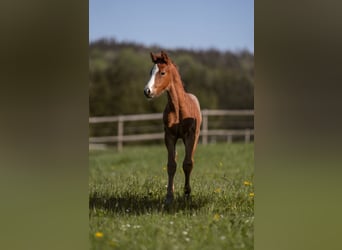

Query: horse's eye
[161,72,166,76]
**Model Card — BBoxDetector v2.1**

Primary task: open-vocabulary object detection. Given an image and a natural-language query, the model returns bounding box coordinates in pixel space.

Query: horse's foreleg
[183,132,197,197]
[165,134,177,204]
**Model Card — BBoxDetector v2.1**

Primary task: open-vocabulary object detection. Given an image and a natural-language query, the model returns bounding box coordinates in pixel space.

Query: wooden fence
[89,109,254,151]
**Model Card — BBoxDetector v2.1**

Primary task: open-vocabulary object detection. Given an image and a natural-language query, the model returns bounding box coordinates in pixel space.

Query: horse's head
[144,51,173,99]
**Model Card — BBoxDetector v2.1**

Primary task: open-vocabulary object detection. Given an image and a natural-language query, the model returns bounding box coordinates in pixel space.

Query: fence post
[117,116,124,151]
[227,134,232,143]
[245,129,250,143]
[202,109,208,145]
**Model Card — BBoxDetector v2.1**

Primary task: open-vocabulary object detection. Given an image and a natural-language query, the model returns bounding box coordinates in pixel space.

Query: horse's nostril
[144,88,151,97]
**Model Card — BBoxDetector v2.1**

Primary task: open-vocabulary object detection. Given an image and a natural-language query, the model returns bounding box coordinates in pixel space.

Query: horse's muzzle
[144,87,153,98]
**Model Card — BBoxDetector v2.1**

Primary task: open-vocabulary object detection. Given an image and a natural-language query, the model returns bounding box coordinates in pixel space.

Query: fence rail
[89,109,254,151]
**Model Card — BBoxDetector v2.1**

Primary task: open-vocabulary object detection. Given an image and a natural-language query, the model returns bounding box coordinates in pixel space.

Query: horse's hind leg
[165,133,177,204]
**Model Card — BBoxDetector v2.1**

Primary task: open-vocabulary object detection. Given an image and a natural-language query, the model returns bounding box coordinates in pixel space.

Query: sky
[89,0,254,53]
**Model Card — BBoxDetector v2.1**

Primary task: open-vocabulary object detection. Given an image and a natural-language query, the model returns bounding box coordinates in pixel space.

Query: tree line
[89,38,254,117]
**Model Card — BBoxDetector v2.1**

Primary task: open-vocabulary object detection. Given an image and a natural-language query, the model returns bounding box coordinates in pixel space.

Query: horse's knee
[167,161,177,175]
[183,159,193,172]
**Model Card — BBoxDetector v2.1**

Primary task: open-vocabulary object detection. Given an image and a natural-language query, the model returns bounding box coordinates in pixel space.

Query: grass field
[89,142,254,250]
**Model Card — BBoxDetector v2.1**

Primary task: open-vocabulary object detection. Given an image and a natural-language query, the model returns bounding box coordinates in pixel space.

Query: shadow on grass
[89,192,211,215]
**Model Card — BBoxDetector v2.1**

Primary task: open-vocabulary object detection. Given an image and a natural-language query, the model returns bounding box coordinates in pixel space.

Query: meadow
[89,143,254,250]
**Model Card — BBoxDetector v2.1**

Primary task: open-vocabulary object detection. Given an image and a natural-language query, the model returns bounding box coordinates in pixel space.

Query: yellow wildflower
[214,188,221,193]
[95,232,103,238]
[249,192,255,197]
[244,181,252,186]
[213,213,220,221]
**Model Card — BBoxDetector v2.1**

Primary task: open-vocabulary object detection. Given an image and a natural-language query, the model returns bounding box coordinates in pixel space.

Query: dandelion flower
[244,181,251,186]
[249,192,255,197]
[95,232,103,238]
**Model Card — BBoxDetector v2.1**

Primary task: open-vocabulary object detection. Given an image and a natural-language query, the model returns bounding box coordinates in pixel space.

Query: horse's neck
[167,68,190,120]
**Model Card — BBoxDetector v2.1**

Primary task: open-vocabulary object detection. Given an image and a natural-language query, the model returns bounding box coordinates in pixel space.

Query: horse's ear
[150,52,157,63]
[160,51,170,64]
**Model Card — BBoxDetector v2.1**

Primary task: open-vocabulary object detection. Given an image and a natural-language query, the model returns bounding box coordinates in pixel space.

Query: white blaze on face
[145,64,159,93]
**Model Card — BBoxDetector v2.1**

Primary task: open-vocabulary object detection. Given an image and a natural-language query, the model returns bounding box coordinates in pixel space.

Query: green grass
[89,143,254,250]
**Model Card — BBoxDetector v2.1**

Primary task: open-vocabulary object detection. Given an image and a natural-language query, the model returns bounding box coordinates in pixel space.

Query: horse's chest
[164,118,196,139]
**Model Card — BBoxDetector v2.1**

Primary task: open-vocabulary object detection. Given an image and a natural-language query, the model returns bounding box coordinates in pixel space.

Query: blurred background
[89,0,254,148]
[2,1,342,249]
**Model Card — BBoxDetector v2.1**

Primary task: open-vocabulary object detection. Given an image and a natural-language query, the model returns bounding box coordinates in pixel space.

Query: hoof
[164,194,174,205]
[184,190,191,198]
[184,193,191,202]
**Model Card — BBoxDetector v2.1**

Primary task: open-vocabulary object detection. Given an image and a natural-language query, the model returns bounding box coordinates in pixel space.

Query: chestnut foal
[144,51,202,204]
